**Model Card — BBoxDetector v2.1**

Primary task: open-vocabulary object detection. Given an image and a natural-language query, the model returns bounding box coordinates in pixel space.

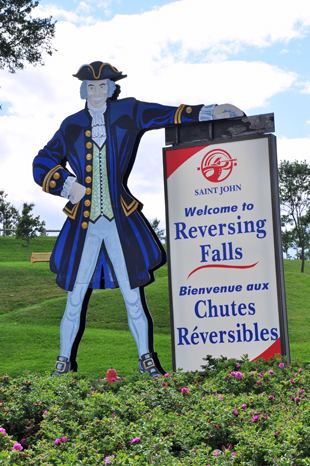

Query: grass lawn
[0,237,310,377]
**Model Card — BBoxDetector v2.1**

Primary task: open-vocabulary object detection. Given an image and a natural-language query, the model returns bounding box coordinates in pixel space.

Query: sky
[1,0,310,233]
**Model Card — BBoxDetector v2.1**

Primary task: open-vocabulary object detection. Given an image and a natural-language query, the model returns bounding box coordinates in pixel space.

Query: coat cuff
[42,166,72,195]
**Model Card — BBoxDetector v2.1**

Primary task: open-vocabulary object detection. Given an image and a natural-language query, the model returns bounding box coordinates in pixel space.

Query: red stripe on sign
[165,145,207,178]
[187,262,258,279]
[251,338,282,361]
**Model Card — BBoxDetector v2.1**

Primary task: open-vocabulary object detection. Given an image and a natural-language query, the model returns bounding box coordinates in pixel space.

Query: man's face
[87,79,108,108]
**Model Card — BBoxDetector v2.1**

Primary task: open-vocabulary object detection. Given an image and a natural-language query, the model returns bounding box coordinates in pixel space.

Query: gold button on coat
[84,200,91,207]
[86,165,92,172]
[85,176,92,184]
[85,130,91,137]
[83,211,90,218]
[86,187,92,195]
[81,222,88,229]
[86,153,92,160]
[53,172,60,180]
[86,142,92,149]
[186,107,192,113]
[49,180,56,188]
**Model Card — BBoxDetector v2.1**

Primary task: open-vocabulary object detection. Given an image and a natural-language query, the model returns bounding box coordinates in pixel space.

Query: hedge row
[0,355,309,465]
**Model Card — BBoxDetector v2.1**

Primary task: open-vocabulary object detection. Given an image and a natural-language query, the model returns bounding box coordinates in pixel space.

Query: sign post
[163,114,290,372]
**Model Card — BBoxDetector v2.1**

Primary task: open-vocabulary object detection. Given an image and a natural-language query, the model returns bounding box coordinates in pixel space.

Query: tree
[149,217,165,242]
[0,0,56,74]
[15,202,45,261]
[0,189,19,235]
[278,160,310,272]
[281,227,295,260]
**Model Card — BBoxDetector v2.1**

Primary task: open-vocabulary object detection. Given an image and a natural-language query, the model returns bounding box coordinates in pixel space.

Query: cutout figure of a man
[33,61,243,377]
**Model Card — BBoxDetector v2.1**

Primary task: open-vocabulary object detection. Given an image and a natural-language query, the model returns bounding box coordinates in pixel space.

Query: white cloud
[1,0,309,230]
[277,136,310,164]
[300,81,310,94]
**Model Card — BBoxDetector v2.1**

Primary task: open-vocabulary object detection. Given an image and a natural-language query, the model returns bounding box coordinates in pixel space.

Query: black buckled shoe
[51,356,71,378]
[138,352,165,378]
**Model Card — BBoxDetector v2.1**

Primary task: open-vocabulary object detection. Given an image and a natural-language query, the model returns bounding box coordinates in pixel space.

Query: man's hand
[68,181,86,204]
[213,104,245,120]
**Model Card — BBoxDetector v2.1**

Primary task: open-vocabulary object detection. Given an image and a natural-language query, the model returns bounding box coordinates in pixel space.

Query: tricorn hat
[73,61,127,82]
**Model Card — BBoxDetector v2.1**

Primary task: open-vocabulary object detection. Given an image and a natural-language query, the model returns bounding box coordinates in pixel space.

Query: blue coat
[33,98,203,291]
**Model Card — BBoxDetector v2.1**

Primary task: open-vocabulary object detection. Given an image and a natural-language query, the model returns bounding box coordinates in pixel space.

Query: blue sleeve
[134,101,205,130]
[33,128,73,196]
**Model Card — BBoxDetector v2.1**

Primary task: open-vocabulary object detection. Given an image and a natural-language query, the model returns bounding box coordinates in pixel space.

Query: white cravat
[87,101,107,148]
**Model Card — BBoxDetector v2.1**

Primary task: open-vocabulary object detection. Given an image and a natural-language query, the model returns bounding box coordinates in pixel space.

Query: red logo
[198,149,237,183]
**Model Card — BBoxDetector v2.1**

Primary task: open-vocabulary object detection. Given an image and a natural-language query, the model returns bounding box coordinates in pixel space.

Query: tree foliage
[0,0,56,73]
[15,202,45,261]
[0,189,19,235]
[278,160,310,272]
[149,217,165,241]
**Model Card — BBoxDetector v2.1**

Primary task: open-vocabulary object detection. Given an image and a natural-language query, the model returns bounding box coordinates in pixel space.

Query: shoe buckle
[55,361,67,373]
[143,358,155,370]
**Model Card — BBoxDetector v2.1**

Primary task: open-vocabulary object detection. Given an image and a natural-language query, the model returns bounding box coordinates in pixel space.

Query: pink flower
[256,380,261,385]
[251,415,259,422]
[12,443,23,452]
[0,428,6,435]
[111,413,115,417]
[218,394,223,400]
[299,390,305,393]
[131,437,141,444]
[105,455,115,465]
[162,382,167,386]
[43,410,48,415]
[235,372,243,379]
[213,450,220,456]
[268,370,274,374]
[232,452,237,456]
[236,363,241,368]
[299,368,303,373]
[268,396,275,400]
[230,371,236,376]
[279,363,285,368]
[232,409,239,416]
[54,438,61,445]
[21,439,26,443]
[60,437,67,442]
[164,373,170,377]
[241,404,247,409]
[181,387,190,394]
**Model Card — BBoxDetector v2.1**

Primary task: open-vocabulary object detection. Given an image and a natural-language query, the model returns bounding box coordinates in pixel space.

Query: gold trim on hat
[88,63,122,80]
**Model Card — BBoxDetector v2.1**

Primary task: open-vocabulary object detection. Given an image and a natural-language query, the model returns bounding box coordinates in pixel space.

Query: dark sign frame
[163,116,290,372]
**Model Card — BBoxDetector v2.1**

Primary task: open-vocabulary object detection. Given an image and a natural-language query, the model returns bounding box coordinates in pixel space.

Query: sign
[163,134,289,372]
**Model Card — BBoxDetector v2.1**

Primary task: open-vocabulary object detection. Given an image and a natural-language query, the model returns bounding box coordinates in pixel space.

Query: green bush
[0,356,310,465]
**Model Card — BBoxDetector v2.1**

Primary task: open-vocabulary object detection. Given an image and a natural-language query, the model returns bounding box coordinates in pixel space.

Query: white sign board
[163,135,289,372]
